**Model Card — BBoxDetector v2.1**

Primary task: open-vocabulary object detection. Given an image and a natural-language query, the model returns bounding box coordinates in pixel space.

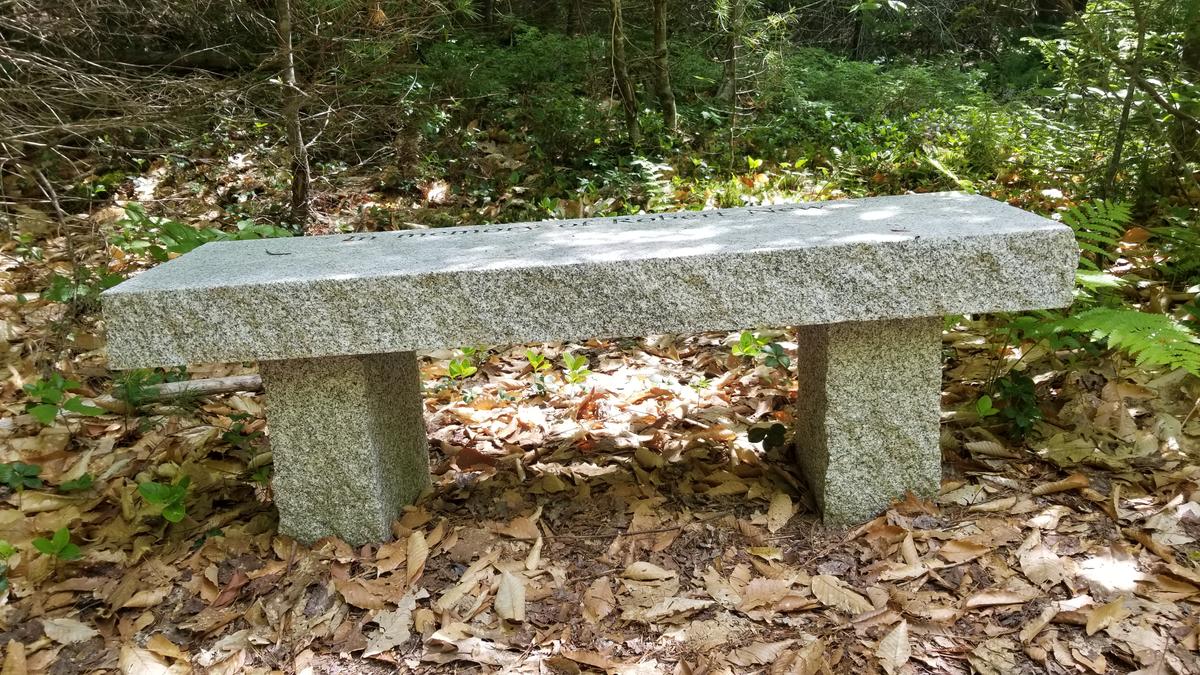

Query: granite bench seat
[102,192,1077,544]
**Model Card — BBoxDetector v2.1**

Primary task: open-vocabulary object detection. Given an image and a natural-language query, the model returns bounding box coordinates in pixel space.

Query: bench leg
[794,318,942,525]
[260,352,430,544]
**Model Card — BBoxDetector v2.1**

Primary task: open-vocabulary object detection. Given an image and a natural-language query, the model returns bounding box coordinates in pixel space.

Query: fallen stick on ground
[90,374,263,412]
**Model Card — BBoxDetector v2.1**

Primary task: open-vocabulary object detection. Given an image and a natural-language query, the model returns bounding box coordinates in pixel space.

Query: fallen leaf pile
[0,208,1198,673]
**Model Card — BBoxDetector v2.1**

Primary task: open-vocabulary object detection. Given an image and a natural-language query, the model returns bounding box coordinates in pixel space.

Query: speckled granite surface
[102,191,1078,539]
[102,192,1076,368]
[259,352,429,544]
[795,318,942,525]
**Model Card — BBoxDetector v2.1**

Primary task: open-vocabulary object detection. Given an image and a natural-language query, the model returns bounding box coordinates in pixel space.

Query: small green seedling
[0,540,14,592]
[24,373,105,425]
[0,463,42,491]
[222,416,263,450]
[762,343,791,370]
[993,373,1042,439]
[448,358,478,380]
[731,331,769,358]
[748,423,788,451]
[975,395,999,419]
[139,476,191,523]
[250,465,272,485]
[561,353,591,384]
[32,528,81,561]
[57,473,94,493]
[526,349,550,373]
[113,366,188,407]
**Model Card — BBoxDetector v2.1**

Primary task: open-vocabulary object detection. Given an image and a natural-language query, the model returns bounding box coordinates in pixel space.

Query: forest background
[1,0,1200,672]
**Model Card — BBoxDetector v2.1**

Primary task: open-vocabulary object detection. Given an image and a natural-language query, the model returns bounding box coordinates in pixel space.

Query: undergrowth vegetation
[0,0,1199,670]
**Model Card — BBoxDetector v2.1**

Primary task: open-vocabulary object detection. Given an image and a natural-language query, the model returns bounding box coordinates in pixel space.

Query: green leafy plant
[24,373,106,425]
[32,528,81,562]
[732,331,770,358]
[1058,307,1200,377]
[561,352,591,384]
[992,373,1042,438]
[222,415,264,450]
[975,395,1000,419]
[748,422,787,451]
[138,476,191,523]
[43,268,125,306]
[0,540,14,592]
[0,463,42,491]
[113,367,189,408]
[762,343,791,369]
[526,349,551,373]
[58,474,94,493]
[250,465,272,485]
[448,358,478,380]
[109,203,292,263]
[1061,200,1131,270]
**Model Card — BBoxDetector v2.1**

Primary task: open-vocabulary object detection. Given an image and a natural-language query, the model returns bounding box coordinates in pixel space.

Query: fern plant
[1059,307,1200,377]
[1061,200,1131,270]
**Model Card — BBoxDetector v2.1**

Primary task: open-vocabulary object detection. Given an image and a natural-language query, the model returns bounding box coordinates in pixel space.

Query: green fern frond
[1061,200,1132,270]
[1060,307,1200,377]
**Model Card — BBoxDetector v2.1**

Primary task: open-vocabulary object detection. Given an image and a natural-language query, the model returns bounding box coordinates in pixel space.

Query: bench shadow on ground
[412,331,839,599]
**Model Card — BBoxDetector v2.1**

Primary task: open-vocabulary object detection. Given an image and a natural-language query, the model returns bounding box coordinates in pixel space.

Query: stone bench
[102,192,1077,544]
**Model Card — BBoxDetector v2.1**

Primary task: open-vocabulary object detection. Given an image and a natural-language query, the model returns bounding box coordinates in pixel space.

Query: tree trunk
[651,0,677,131]
[483,0,496,28]
[1180,0,1200,163]
[567,0,585,35]
[716,0,743,108]
[276,0,311,227]
[1104,0,1143,197]
[609,0,640,146]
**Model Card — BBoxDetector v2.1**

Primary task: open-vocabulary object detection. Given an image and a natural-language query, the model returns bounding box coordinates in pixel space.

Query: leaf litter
[0,224,1199,673]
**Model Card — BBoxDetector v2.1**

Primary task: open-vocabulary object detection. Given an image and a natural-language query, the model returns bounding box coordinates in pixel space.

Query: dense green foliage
[2,0,1198,440]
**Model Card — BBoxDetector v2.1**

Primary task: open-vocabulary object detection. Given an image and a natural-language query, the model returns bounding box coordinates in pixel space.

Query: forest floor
[1,160,1199,674]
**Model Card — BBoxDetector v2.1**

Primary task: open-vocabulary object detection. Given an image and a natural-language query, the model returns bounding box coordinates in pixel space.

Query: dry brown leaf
[1020,541,1065,588]
[964,588,1038,608]
[41,617,99,645]
[811,575,873,615]
[1032,473,1089,496]
[738,577,792,611]
[334,578,388,611]
[1086,596,1130,636]
[1018,604,1058,643]
[875,620,910,674]
[766,492,795,534]
[938,539,991,564]
[495,571,526,622]
[364,591,417,657]
[583,576,615,623]
[525,535,543,571]
[623,561,676,581]
[2,640,26,675]
[727,640,794,667]
[965,440,1021,459]
[494,516,540,540]
[629,597,714,624]
[773,639,826,675]
[121,587,170,610]
[118,645,169,675]
[144,634,185,661]
[407,530,428,587]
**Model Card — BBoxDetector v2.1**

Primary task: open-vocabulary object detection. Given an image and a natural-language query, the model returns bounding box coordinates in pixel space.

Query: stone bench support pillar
[795,317,942,524]
[260,352,430,544]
